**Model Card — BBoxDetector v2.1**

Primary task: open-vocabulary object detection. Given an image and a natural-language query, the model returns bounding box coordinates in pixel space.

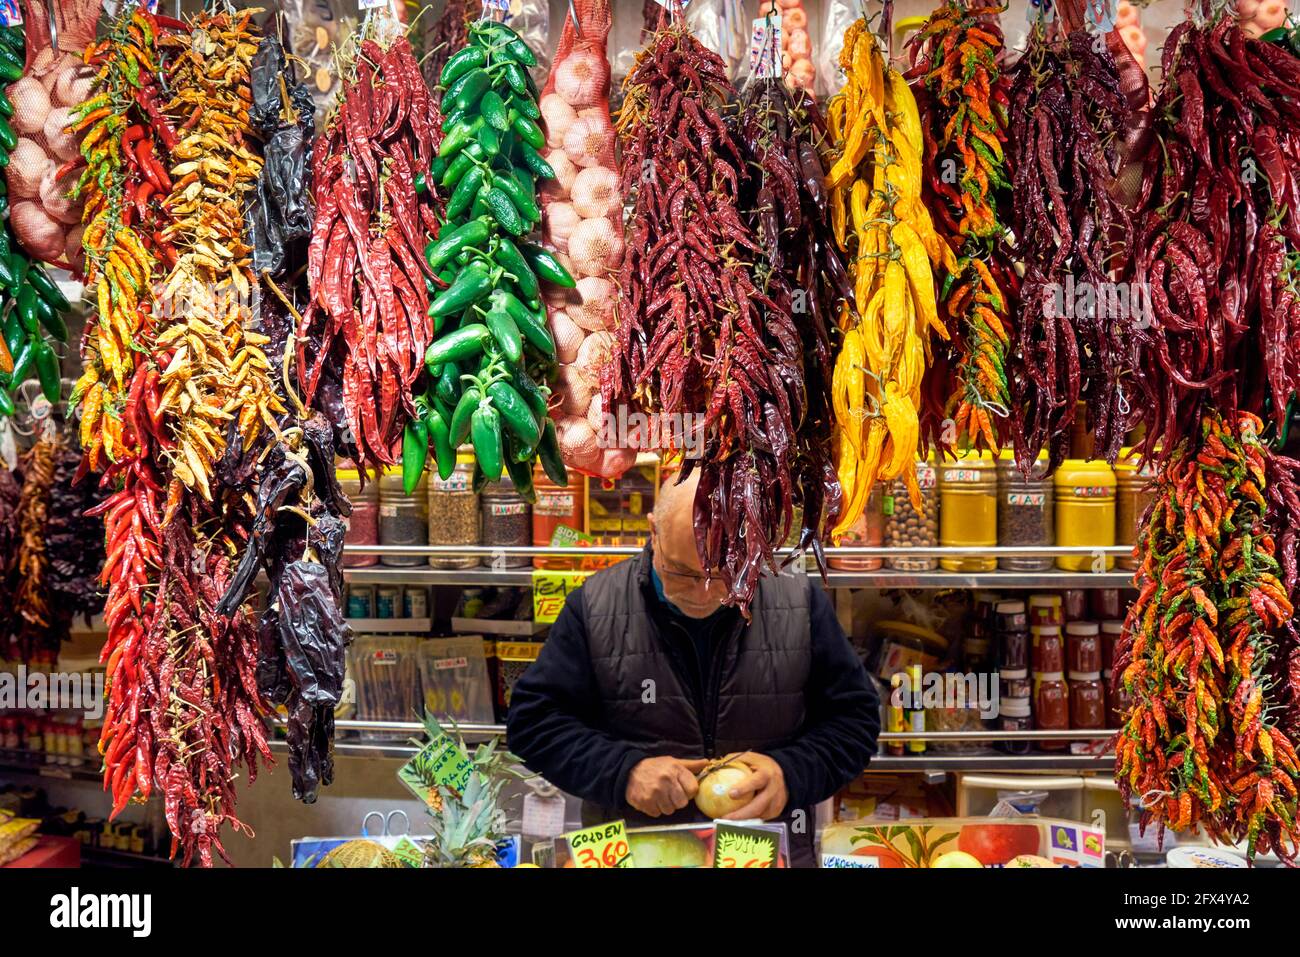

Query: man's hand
[625,756,709,817]
[716,752,788,821]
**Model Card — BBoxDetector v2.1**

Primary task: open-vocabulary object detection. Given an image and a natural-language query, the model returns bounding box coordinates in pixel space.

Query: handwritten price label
[531,569,590,624]
[397,732,473,808]
[564,820,634,868]
[712,823,778,868]
[748,17,782,79]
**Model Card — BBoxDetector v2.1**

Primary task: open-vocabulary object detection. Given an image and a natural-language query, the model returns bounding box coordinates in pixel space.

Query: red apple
[956,823,1041,866]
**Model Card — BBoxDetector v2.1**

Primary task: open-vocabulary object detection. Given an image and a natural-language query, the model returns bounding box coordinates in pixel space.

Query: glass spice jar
[1101,620,1124,674]
[996,450,1054,570]
[379,468,428,567]
[337,467,379,567]
[1115,447,1158,571]
[1062,589,1089,621]
[883,458,938,570]
[995,600,1029,678]
[1027,593,1062,627]
[481,478,532,568]
[938,450,997,571]
[428,450,480,569]
[1069,671,1106,730]
[998,696,1033,755]
[1034,672,1069,750]
[1054,459,1117,571]
[532,463,585,570]
[1066,621,1102,674]
[830,484,884,570]
[1090,588,1122,620]
[1031,624,1065,674]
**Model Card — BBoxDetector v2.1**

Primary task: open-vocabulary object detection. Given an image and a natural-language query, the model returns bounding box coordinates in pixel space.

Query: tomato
[956,823,1041,866]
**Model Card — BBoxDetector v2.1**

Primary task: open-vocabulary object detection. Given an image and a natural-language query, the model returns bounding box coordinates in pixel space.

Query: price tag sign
[0,1,22,26]
[712,822,778,868]
[748,17,782,79]
[820,853,878,868]
[358,0,388,10]
[531,569,590,624]
[521,792,567,838]
[564,820,634,868]
[397,732,473,807]
[390,836,426,868]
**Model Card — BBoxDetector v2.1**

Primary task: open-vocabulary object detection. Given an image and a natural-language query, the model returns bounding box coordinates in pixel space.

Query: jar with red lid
[1066,621,1102,674]
[1031,625,1064,673]
[1035,673,1069,750]
[1069,671,1106,729]
[1101,620,1124,673]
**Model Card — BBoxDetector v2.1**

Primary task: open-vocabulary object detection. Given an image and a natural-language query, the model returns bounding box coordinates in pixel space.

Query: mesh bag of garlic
[537,0,636,479]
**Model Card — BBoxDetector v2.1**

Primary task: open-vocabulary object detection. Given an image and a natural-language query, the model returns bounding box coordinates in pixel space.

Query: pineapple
[425,773,507,868]
[413,713,530,868]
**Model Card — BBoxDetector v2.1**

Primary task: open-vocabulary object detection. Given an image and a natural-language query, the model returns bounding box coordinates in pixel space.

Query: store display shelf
[343,551,1135,590]
[0,748,101,782]
[868,753,1114,772]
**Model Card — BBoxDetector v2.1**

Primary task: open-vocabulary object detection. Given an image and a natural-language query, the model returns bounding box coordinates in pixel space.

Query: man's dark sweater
[506,565,880,817]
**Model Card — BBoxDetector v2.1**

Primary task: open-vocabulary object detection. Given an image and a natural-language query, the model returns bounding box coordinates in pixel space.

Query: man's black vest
[579,546,817,865]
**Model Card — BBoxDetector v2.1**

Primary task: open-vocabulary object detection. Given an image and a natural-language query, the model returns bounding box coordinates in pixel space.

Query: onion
[782,7,808,31]
[8,139,51,198]
[554,49,609,110]
[43,106,78,162]
[558,365,594,416]
[568,276,617,331]
[570,166,620,220]
[568,217,624,276]
[8,79,51,136]
[10,201,66,263]
[32,48,58,88]
[550,310,584,364]
[55,64,94,108]
[563,114,614,168]
[694,763,752,819]
[540,93,576,149]
[543,201,581,253]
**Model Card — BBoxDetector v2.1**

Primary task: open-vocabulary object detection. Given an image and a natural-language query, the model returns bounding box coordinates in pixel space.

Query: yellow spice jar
[1054,459,1117,571]
[938,449,997,572]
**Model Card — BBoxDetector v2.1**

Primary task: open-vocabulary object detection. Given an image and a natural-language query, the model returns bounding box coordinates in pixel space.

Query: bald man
[507,470,879,867]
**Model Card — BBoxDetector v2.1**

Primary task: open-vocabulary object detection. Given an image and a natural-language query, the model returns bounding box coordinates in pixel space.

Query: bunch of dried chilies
[609,14,799,608]
[1006,16,1131,471]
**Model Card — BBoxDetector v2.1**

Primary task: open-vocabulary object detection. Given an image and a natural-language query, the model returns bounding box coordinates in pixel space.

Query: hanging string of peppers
[1115,12,1300,863]
[298,17,442,473]
[909,1,1016,454]
[419,16,569,496]
[733,76,846,574]
[825,19,953,538]
[1006,20,1131,471]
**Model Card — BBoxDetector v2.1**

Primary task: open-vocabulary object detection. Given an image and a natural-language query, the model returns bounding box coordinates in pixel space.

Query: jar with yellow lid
[1054,459,1117,571]
[883,455,938,570]
[337,466,379,567]
[996,450,1054,571]
[428,448,480,569]
[1114,447,1157,571]
[379,467,428,567]
[938,450,997,571]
